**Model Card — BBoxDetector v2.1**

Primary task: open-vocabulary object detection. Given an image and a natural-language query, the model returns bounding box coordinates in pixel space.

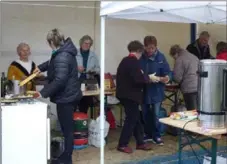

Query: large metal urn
[12,80,26,95]
[197,59,227,129]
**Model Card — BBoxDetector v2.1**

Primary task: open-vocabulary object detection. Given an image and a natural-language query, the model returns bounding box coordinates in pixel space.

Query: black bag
[51,137,64,159]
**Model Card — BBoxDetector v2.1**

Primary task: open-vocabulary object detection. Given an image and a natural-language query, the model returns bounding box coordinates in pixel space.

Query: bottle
[1,72,7,97]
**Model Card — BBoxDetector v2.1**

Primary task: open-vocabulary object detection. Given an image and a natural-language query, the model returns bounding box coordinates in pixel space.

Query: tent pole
[196,23,199,38]
[100,15,106,164]
[190,23,197,43]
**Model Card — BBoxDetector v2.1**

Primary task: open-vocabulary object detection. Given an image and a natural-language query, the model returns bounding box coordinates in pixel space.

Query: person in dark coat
[140,36,170,145]
[116,40,152,154]
[186,31,214,60]
[33,28,82,164]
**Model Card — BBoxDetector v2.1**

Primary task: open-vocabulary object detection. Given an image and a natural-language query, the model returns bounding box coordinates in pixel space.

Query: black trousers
[183,92,198,110]
[118,98,144,147]
[56,101,78,163]
[78,96,93,113]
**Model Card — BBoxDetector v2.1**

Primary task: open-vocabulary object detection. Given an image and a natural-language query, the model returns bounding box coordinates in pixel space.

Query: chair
[106,74,124,127]
[91,73,124,126]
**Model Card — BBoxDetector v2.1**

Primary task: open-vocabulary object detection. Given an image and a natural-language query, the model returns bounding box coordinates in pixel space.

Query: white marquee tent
[99,1,226,164]
[101,1,227,24]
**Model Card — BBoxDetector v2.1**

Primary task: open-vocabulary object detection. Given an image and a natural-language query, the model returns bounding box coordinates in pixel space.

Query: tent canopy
[101,2,227,164]
[100,1,227,24]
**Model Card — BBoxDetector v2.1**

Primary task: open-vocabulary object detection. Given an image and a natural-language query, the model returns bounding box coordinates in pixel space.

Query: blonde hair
[169,44,183,56]
[47,28,65,48]
[79,35,93,47]
[17,43,30,54]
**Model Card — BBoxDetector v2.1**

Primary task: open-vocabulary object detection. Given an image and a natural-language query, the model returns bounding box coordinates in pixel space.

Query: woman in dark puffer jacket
[33,28,82,164]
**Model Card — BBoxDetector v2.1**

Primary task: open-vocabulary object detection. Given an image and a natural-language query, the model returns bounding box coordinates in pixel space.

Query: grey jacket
[173,50,199,93]
[76,49,100,77]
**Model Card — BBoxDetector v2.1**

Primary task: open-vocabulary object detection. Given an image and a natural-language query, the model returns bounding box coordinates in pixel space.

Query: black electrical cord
[182,118,202,164]
[182,118,197,129]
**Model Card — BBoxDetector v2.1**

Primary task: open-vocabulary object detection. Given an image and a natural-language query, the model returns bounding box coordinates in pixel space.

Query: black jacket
[186,40,214,60]
[38,38,82,103]
[116,56,149,104]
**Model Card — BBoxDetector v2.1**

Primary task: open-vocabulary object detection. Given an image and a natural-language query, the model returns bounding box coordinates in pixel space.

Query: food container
[197,59,227,129]
[12,80,26,95]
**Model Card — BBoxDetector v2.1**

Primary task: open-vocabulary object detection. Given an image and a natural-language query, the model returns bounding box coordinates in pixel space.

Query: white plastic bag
[88,116,110,147]
[203,156,227,164]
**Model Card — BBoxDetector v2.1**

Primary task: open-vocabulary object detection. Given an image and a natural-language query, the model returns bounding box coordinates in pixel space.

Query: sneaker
[136,143,152,151]
[117,146,133,154]
[143,135,153,142]
[152,138,164,145]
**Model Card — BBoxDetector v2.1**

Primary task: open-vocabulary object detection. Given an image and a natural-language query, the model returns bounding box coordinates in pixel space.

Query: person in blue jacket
[140,36,170,145]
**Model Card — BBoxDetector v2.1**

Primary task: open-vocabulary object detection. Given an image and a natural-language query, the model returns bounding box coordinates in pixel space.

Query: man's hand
[78,66,85,73]
[36,73,45,77]
[160,75,170,84]
[33,67,41,74]
[149,73,160,83]
[33,92,42,98]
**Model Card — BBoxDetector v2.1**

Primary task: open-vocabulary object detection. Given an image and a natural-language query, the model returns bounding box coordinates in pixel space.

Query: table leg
[165,92,175,103]
[178,130,182,164]
[90,98,94,119]
[105,95,107,111]
[175,129,217,164]
[104,94,108,143]
[211,138,217,164]
[174,90,178,109]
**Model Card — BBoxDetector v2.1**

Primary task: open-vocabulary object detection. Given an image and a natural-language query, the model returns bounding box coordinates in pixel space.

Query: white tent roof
[100,1,227,24]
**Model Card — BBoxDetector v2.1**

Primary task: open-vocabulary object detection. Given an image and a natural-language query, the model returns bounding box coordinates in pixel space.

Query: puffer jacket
[173,50,199,94]
[38,38,82,103]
